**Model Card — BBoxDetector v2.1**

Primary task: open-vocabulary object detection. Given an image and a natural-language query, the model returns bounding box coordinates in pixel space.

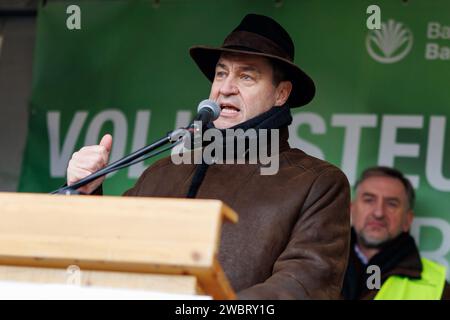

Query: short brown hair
[355,166,415,209]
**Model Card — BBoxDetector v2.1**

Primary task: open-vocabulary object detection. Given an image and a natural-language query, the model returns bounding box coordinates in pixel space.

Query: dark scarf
[186,105,292,198]
[342,228,422,300]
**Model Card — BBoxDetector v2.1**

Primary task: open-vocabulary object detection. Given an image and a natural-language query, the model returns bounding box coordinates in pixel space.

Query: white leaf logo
[366,19,413,63]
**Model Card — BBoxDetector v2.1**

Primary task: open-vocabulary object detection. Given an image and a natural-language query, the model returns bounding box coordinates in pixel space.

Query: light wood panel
[0,192,238,299]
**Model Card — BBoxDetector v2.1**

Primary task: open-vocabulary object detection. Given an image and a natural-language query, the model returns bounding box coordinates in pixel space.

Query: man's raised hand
[66,134,112,194]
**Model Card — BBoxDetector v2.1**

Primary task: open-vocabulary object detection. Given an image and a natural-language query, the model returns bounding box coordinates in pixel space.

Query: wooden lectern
[0,192,238,299]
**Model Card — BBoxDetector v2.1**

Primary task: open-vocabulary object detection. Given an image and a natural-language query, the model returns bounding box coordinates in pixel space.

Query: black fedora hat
[189,13,315,108]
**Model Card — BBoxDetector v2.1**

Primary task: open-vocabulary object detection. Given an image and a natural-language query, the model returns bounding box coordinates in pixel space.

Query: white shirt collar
[354,244,369,265]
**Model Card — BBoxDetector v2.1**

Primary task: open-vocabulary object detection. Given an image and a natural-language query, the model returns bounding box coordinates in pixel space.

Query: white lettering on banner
[85,110,127,178]
[427,22,450,40]
[48,110,194,178]
[48,111,88,177]
[411,217,450,280]
[128,111,151,178]
[331,114,378,185]
[289,112,326,160]
[128,110,192,178]
[291,112,450,190]
[174,110,192,130]
[426,116,450,191]
[425,22,450,61]
[378,115,423,188]
[47,111,450,191]
[425,43,450,60]
[168,110,193,168]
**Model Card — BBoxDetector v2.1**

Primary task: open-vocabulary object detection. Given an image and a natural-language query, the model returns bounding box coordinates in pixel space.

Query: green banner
[19,0,450,278]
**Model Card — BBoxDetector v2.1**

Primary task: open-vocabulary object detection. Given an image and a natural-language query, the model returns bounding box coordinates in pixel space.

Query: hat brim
[189,45,315,108]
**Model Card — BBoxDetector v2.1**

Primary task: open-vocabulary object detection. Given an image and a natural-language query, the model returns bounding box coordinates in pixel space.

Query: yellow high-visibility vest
[375,258,447,300]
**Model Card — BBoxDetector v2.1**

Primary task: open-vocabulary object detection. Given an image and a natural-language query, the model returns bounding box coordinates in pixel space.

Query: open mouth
[220,103,240,115]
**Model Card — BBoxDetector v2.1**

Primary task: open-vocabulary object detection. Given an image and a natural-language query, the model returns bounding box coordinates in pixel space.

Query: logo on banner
[366,19,413,63]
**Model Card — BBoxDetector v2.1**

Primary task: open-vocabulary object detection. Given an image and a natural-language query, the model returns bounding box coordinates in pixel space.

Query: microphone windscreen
[197,99,221,121]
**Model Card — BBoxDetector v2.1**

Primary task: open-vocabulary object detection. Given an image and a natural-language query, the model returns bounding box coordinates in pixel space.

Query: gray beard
[357,232,390,249]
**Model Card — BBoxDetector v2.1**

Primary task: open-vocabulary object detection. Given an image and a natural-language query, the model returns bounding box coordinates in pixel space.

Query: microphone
[192,99,221,127]
[51,99,219,195]
[170,99,220,142]
[167,99,220,156]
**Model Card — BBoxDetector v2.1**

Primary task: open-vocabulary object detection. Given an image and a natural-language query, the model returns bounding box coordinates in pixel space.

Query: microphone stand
[50,98,221,195]
[51,128,189,195]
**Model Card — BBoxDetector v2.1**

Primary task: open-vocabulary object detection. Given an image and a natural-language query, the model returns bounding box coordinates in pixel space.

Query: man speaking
[66,14,351,299]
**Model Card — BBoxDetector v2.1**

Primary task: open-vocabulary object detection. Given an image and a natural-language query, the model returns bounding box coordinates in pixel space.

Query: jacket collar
[185,105,292,198]
[342,228,422,299]
[357,229,422,278]
[185,105,292,160]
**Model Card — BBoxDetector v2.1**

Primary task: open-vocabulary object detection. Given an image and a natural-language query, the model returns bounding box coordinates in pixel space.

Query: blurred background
[0,0,36,192]
[0,0,449,278]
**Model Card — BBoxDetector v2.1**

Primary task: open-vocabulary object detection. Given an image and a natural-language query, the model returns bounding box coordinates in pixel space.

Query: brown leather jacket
[122,126,351,299]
